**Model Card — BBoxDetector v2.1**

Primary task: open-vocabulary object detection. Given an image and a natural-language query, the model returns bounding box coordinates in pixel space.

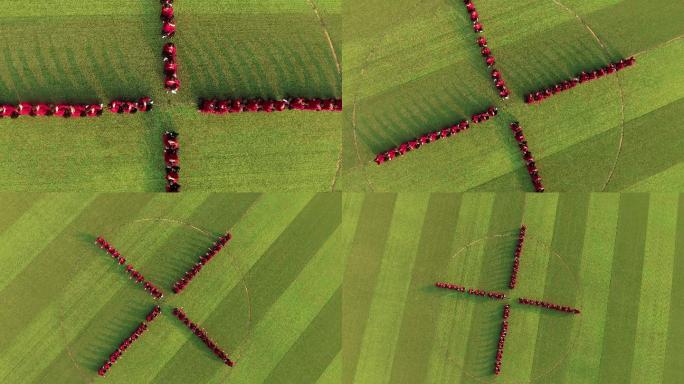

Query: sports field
[0,1,341,191]
[0,193,342,383]
[339,0,684,192]
[343,193,684,383]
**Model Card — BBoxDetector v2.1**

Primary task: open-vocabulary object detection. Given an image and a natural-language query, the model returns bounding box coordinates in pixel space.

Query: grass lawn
[343,193,684,383]
[339,0,684,192]
[0,193,342,383]
[0,1,341,192]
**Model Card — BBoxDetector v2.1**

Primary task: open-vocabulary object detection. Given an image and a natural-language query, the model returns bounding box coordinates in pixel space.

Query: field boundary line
[307,0,341,75]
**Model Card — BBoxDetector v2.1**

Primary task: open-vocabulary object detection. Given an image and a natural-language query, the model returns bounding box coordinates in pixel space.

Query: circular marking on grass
[58,218,253,380]
[436,231,582,383]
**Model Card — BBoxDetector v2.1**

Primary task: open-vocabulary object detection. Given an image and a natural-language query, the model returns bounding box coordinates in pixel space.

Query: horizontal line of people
[518,297,581,314]
[198,97,343,114]
[163,43,180,94]
[172,232,231,293]
[163,131,181,193]
[374,106,497,165]
[462,1,511,99]
[434,282,465,292]
[109,97,154,114]
[98,320,153,376]
[173,308,235,366]
[509,225,527,289]
[1,102,103,118]
[525,57,636,104]
[161,1,176,38]
[510,122,544,192]
[434,282,506,300]
[95,236,164,300]
[494,319,509,375]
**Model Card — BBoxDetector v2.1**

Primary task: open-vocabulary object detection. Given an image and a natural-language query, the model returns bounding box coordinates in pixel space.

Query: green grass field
[343,193,684,383]
[0,1,341,191]
[0,193,342,383]
[339,0,684,192]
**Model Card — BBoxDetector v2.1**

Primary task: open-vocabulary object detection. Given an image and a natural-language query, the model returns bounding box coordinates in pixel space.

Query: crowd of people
[198,97,342,113]
[1,102,103,118]
[109,97,154,114]
[525,57,636,104]
[163,43,180,93]
[161,1,176,38]
[494,315,509,375]
[172,232,231,293]
[462,1,511,99]
[510,122,544,192]
[172,308,235,366]
[509,225,527,289]
[95,236,164,300]
[518,298,581,314]
[374,106,497,165]
[163,131,181,192]
[97,313,158,377]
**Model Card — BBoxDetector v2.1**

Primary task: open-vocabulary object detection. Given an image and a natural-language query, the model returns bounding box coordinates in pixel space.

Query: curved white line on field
[550,0,626,191]
[306,0,341,75]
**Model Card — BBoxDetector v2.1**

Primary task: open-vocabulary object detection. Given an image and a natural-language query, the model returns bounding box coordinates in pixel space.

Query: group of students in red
[462,1,511,99]
[494,305,510,375]
[510,122,544,192]
[109,97,154,114]
[518,297,581,314]
[97,306,160,377]
[163,131,181,192]
[161,0,176,38]
[198,97,342,114]
[95,236,164,300]
[434,282,506,300]
[172,307,236,367]
[509,225,526,289]
[172,232,232,293]
[374,106,497,165]
[434,282,466,292]
[1,102,104,118]
[163,43,181,93]
[525,57,636,104]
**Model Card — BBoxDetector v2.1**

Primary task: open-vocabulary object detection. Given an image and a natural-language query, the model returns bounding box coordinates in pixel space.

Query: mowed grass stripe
[426,194,497,383]
[0,193,43,235]
[352,194,431,384]
[387,194,463,384]
[458,194,525,381]
[342,194,397,383]
[506,193,559,382]
[562,194,619,384]
[597,193,650,383]
[264,288,341,384]
[663,194,684,384]
[529,195,590,381]
[316,351,340,384]
[629,194,679,384]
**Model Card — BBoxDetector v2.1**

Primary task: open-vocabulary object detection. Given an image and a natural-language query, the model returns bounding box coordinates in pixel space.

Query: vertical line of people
[161,0,176,39]
[172,232,231,293]
[508,225,526,288]
[510,122,544,192]
[494,305,510,375]
[163,131,180,192]
[172,308,236,366]
[160,0,180,93]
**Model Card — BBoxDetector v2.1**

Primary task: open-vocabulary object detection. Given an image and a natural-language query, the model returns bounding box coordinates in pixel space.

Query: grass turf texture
[0,193,342,383]
[343,193,684,383]
[0,1,341,192]
[338,0,684,192]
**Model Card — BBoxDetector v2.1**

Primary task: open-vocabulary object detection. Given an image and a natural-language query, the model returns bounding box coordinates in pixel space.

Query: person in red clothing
[164,61,178,76]
[33,103,52,116]
[109,100,124,113]
[18,102,33,116]
[162,21,176,38]
[165,77,180,93]
[473,22,483,32]
[485,56,496,67]
[161,3,174,21]
[162,43,176,61]
[481,47,491,56]
[85,103,103,117]
[477,36,487,47]
[230,99,244,113]
[165,148,179,167]
[54,104,73,118]
[138,97,154,112]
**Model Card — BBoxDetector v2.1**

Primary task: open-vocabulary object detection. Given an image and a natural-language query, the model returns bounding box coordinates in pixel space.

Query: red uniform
[162,22,176,38]
[18,102,33,116]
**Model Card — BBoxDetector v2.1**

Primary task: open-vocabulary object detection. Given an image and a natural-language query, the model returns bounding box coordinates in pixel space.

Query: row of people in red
[502,304,511,321]
[509,225,527,289]
[463,1,511,99]
[472,106,498,124]
[198,97,342,114]
[434,282,465,292]
[162,43,181,94]
[467,288,506,300]
[161,0,176,38]
[109,97,154,114]
[525,57,636,104]
[1,102,103,118]
[146,305,162,322]
[494,318,509,375]
[510,122,544,192]
[98,321,151,377]
[172,232,231,293]
[162,131,181,192]
[518,298,581,314]
[172,308,235,366]
[95,236,164,299]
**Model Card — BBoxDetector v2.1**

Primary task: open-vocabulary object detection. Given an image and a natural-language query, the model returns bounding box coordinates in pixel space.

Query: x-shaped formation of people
[434,225,581,376]
[0,0,342,193]
[93,232,234,377]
